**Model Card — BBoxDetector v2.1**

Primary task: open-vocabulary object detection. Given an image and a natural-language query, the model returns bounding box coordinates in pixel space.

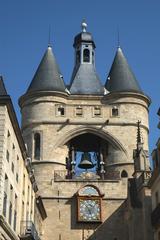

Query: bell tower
[19,21,151,240]
[69,20,104,95]
[74,20,95,65]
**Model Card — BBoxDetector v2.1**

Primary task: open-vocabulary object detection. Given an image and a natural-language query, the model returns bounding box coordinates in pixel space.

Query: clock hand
[86,206,92,214]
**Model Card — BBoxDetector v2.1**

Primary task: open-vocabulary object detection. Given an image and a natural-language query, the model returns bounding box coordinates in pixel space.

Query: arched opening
[83,49,90,62]
[121,170,128,178]
[66,133,108,179]
[54,127,127,181]
[34,133,41,160]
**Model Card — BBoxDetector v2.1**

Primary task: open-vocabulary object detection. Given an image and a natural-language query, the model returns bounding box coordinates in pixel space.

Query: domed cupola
[69,20,104,95]
[105,47,143,93]
[26,46,66,94]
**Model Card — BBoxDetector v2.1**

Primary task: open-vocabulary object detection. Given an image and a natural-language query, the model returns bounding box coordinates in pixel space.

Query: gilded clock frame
[77,185,103,223]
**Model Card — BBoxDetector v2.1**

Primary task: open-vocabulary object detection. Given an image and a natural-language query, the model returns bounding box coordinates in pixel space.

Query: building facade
[17,21,153,240]
[0,21,155,240]
[0,78,47,240]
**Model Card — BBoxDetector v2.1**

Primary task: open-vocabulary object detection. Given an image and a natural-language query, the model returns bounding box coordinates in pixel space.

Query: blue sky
[0,0,159,152]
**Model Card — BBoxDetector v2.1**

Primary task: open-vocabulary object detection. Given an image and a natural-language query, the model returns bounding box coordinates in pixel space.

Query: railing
[151,203,160,228]
[20,221,40,240]
[54,170,120,181]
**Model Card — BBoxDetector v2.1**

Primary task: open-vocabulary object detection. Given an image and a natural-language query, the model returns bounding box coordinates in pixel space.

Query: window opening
[83,49,90,63]
[13,194,17,231]
[112,106,119,116]
[3,192,7,217]
[6,150,9,162]
[9,185,13,225]
[16,173,18,183]
[121,170,128,178]
[94,106,101,116]
[34,133,41,160]
[76,106,83,116]
[11,162,14,173]
[3,174,8,217]
[57,105,65,116]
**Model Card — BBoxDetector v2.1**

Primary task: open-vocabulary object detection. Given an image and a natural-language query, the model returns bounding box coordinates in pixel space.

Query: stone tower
[19,21,151,240]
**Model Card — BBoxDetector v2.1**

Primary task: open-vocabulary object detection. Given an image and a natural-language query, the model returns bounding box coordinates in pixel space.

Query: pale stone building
[0,20,154,240]
[0,77,47,240]
[17,21,153,240]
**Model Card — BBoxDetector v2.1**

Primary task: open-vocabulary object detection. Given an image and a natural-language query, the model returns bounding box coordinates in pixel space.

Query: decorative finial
[137,120,143,145]
[48,25,52,48]
[117,26,120,48]
[81,19,87,33]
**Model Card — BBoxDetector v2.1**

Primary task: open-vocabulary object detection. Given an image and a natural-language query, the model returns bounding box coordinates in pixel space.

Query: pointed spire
[105,47,143,93]
[26,46,66,94]
[133,121,150,175]
[0,76,8,96]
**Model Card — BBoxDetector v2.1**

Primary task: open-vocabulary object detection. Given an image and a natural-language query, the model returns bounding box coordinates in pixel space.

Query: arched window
[34,133,41,160]
[121,170,128,178]
[83,49,90,63]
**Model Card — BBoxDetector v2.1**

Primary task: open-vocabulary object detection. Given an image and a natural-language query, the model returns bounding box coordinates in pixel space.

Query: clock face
[79,199,101,222]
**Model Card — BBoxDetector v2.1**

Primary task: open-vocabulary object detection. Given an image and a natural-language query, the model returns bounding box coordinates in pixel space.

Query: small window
[13,209,17,231]
[11,162,14,173]
[3,192,7,217]
[34,133,41,160]
[6,150,9,162]
[57,105,65,116]
[23,174,25,195]
[94,106,101,116]
[76,106,83,116]
[13,194,17,231]
[16,173,18,183]
[83,49,90,63]
[112,106,119,117]
[121,170,128,178]
[92,51,94,64]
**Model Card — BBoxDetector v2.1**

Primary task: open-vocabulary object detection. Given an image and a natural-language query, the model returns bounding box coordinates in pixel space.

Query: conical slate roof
[26,46,66,93]
[105,47,142,93]
[69,64,104,95]
[0,76,8,95]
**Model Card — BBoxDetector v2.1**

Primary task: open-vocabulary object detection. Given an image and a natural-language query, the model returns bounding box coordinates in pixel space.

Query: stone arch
[55,126,128,156]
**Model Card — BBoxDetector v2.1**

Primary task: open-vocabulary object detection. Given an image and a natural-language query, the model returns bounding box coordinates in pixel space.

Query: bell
[78,152,95,169]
